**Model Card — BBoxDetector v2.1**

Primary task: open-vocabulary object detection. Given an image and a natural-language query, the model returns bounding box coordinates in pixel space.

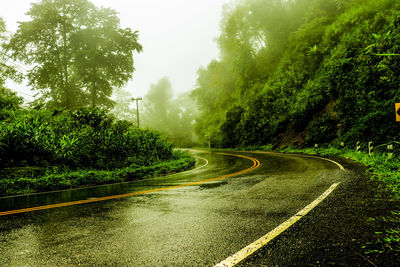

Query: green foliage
[191,0,400,148]
[0,87,23,114]
[0,150,195,196]
[0,84,195,196]
[0,107,174,169]
[0,98,196,195]
[220,105,244,147]
[306,114,338,145]
[5,0,142,109]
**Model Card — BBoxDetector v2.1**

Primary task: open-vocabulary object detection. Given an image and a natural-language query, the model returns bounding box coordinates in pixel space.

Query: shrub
[0,107,174,170]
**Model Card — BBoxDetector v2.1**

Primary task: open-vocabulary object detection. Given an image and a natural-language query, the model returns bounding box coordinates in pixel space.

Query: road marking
[252,151,345,171]
[0,155,211,200]
[296,154,345,170]
[193,156,209,170]
[215,153,345,267]
[215,182,341,267]
[0,153,260,216]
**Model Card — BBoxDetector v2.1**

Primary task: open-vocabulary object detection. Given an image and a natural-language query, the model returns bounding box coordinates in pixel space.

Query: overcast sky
[1,0,227,101]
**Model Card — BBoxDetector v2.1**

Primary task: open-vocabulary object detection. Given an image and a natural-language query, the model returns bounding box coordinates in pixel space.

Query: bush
[0,150,195,196]
[306,114,338,145]
[0,107,174,170]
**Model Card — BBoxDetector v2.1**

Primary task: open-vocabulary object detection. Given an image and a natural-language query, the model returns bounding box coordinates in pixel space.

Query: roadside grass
[0,150,195,197]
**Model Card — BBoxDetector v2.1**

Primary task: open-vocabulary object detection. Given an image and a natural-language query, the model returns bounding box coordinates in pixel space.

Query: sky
[1,0,227,102]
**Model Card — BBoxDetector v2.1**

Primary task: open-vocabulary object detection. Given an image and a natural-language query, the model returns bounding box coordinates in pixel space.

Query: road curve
[0,150,346,266]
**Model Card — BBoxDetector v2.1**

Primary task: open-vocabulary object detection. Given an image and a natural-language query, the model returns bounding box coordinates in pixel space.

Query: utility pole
[131,97,143,128]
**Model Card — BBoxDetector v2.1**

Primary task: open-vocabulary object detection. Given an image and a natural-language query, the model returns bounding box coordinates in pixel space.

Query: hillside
[191,0,400,148]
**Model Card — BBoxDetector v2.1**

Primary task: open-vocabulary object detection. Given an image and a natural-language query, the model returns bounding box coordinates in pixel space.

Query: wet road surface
[0,150,346,266]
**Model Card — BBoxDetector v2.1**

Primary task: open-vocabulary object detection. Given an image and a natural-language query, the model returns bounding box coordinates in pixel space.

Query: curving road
[0,150,346,266]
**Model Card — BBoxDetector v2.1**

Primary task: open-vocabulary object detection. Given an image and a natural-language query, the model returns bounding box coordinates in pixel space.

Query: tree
[0,17,23,113]
[71,7,142,107]
[6,0,142,109]
[142,77,173,131]
[0,18,21,87]
[142,77,198,147]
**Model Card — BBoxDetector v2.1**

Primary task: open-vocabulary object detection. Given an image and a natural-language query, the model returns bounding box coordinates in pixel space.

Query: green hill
[191,0,400,148]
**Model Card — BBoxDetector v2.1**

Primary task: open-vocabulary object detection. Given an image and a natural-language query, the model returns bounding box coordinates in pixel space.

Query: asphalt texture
[238,156,400,267]
[0,150,361,266]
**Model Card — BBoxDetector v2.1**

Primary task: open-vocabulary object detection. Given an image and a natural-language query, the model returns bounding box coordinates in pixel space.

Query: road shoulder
[238,157,400,266]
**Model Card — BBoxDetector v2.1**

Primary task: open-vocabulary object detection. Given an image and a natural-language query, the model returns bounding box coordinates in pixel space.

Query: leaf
[372,33,381,39]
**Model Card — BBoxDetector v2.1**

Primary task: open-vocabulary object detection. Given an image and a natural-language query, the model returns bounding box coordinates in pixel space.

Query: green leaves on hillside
[191,0,400,148]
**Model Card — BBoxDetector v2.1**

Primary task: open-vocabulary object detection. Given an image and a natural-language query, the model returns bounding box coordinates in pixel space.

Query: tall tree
[6,0,142,109]
[72,7,142,107]
[143,77,173,131]
[0,18,21,87]
[143,77,198,147]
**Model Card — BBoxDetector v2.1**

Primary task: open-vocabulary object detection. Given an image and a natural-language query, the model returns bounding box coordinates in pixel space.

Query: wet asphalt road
[0,150,346,266]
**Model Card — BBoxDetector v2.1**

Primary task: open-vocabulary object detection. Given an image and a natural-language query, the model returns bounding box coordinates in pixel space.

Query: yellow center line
[0,152,260,216]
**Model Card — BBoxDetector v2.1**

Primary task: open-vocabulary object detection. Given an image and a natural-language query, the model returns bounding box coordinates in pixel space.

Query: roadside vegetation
[0,0,195,197]
[191,0,400,148]
[0,87,195,196]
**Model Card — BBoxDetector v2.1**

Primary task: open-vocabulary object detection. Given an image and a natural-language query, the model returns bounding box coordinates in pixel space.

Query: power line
[0,51,30,72]
[14,90,35,98]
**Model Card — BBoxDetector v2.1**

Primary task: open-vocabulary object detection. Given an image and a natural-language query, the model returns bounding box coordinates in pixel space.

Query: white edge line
[214,153,345,267]
[215,182,341,267]
[193,156,209,170]
[296,153,345,171]
[253,151,345,171]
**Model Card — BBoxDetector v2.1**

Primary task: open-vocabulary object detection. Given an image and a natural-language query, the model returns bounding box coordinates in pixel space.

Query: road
[0,150,345,266]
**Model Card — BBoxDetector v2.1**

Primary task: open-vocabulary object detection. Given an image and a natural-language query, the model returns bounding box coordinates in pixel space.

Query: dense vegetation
[191,0,400,148]
[0,87,194,195]
[0,0,195,196]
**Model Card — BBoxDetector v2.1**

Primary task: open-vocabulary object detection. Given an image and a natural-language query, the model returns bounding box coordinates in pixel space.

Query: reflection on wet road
[0,150,345,266]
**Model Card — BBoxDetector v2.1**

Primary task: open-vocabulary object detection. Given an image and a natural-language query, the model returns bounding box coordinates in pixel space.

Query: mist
[141,77,199,147]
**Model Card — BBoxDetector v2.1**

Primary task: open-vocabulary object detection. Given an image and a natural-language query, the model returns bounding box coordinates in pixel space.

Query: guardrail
[313,141,400,159]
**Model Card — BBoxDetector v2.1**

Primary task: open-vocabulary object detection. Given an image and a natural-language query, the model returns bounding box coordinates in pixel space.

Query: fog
[1,0,227,101]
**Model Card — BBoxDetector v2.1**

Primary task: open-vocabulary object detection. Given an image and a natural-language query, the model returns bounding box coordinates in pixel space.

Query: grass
[0,150,195,197]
